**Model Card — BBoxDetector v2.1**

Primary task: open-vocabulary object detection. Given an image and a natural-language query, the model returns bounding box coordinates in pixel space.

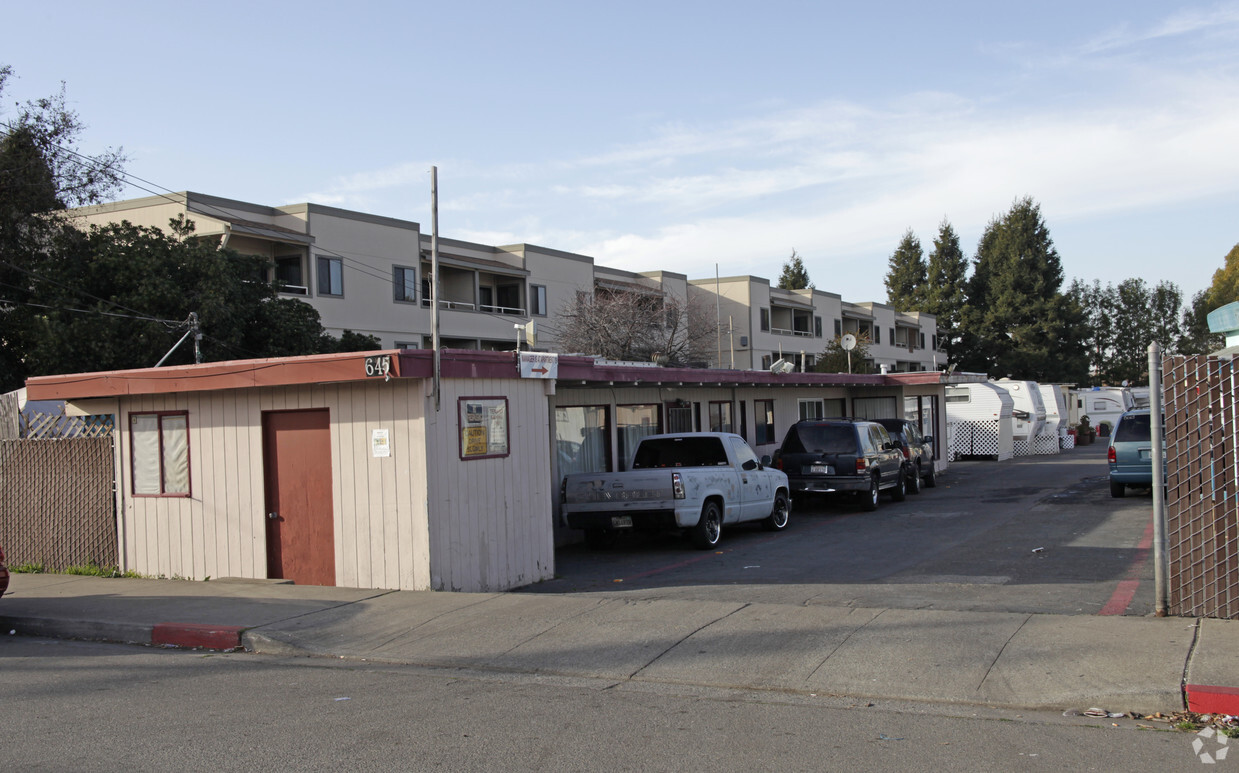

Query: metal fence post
[1149,341,1168,616]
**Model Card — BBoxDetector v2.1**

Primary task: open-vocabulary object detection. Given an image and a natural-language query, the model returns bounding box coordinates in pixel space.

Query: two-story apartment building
[69,191,945,372]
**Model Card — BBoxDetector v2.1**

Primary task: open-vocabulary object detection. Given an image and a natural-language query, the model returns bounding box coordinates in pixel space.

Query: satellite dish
[841,333,857,351]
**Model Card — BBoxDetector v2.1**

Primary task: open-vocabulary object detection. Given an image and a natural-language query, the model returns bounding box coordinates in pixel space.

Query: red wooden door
[263,409,335,585]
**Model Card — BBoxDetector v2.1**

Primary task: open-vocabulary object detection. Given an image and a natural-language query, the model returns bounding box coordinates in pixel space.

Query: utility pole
[431,166,441,412]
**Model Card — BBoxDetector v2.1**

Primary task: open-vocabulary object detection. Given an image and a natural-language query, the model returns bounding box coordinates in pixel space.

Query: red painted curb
[151,622,245,650]
[1185,684,1239,715]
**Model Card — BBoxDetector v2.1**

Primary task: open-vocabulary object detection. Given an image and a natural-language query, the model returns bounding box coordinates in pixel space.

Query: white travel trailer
[1069,386,1135,439]
[1037,384,1071,452]
[945,382,1014,461]
[994,379,1047,456]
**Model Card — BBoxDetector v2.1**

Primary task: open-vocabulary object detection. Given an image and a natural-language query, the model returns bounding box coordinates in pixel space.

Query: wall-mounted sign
[364,354,396,378]
[519,352,558,379]
[371,428,390,458]
[459,397,509,459]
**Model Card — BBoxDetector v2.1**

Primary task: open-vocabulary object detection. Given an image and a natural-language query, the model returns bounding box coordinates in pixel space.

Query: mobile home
[945,382,1014,461]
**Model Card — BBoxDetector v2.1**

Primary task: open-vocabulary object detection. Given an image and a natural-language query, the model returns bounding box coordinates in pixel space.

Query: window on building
[395,340,420,350]
[617,404,661,471]
[890,327,895,345]
[708,401,733,433]
[554,405,610,475]
[755,399,775,444]
[275,256,305,294]
[530,284,547,316]
[834,318,842,337]
[130,412,190,496]
[919,332,925,349]
[317,256,343,296]
[761,354,773,370]
[874,326,881,344]
[852,396,898,419]
[814,316,823,337]
[393,266,417,303]
[760,308,770,332]
[798,399,825,420]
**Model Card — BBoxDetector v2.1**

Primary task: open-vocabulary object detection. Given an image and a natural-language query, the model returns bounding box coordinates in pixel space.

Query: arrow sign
[519,352,558,379]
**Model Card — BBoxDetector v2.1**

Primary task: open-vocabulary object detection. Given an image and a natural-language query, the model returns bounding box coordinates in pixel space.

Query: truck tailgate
[562,471,678,510]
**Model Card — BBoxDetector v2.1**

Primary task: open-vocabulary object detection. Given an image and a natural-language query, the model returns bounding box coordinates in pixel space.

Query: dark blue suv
[773,419,906,511]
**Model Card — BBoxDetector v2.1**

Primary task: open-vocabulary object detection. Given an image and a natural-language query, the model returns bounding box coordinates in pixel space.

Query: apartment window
[760,308,770,332]
[275,256,305,294]
[815,316,823,337]
[393,266,417,303]
[755,399,776,445]
[317,256,343,296]
[919,332,926,349]
[761,354,773,370]
[130,412,190,496]
[932,335,938,350]
[834,318,842,337]
[708,401,733,433]
[798,399,825,420]
[530,284,547,316]
[874,326,881,344]
[395,340,421,350]
[889,327,895,345]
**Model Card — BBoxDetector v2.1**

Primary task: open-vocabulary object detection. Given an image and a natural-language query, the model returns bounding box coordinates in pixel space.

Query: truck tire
[763,491,790,532]
[861,475,880,512]
[691,501,723,549]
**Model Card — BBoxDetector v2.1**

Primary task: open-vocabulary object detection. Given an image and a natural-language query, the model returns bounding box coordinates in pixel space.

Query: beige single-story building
[25,349,950,592]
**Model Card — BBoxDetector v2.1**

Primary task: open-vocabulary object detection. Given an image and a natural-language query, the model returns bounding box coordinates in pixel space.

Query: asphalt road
[0,636,1207,772]
[524,444,1156,616]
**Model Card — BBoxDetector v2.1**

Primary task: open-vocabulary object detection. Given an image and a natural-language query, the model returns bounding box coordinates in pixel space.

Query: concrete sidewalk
[2,572,1237,715]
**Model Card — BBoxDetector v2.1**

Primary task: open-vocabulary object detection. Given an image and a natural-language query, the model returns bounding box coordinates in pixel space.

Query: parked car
[1108,409,1164,497]
[560,432,791,550]
[0,545,8,599]
[773,419,906,511]
[872,418,937,493]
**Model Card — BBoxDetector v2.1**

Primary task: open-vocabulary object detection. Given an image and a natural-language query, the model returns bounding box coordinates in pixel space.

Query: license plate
[1139,449,1151,460]
[810,464,833,474]
[611,515,633,528]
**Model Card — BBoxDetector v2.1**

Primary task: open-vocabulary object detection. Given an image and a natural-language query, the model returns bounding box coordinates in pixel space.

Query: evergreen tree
[777,250,813,290]
[883,228,926,309]
[922,219,968,361]
[1180,289,1217,354]
[955,197,1086,382]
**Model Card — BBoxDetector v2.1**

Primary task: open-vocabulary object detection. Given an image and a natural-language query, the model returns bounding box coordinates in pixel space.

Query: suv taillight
[855,457,868,473]
[1107,446,1116,464]
[900,447,910,459]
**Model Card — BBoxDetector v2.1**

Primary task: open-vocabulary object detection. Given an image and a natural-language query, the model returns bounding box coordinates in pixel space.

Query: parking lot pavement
[527,444,1156,616]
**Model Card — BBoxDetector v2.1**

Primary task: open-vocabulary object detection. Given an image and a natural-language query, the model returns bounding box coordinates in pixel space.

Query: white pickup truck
[559,432,791,550]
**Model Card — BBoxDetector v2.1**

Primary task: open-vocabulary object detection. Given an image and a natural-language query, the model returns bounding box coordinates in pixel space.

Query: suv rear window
[783,424,856,454]
[1113,414,1151,443]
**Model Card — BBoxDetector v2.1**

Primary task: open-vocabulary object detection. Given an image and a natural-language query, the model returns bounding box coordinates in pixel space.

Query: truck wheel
[763,492,790,531]
[861,475,880,512]
[924,464,937,488]
[906,464,921,495]
[1109,480,1126,498]
[891,467,907,502]
[691,501,723,549]
[584,528,616,549]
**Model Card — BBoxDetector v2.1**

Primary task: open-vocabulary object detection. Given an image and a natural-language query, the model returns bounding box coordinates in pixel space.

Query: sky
[3,1,1236,306]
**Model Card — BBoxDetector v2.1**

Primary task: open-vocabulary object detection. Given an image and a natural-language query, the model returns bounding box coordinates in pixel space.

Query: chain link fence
[1164,354,1239,619]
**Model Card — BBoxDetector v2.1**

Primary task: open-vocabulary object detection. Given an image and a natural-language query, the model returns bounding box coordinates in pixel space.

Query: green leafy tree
[777,250,813,290]
[1180,289,1217,354]
[955,197,1087,382]
[12,217,377,383]
[0,65,127,389]
[813,334,872,374]
[883,228,926,310]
